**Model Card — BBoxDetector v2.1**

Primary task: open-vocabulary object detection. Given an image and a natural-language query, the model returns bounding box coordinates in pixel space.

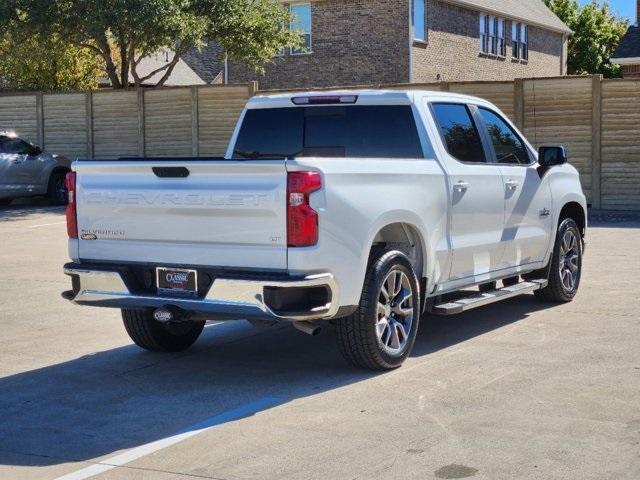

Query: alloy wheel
[559,229,580,292]
[376,269,414,355]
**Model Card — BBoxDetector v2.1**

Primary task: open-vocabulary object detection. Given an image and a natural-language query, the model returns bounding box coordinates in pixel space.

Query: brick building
[224,0,571,89]
[612,0,640,79]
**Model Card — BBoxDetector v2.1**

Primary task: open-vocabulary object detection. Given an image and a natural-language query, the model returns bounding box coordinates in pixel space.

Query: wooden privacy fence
[1,75,639,210]
[0,83,254,160]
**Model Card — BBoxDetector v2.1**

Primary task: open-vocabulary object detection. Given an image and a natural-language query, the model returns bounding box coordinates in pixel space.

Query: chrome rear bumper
[63,266,339,322]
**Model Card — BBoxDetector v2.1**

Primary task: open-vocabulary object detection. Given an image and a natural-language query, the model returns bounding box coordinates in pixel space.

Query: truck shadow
[0,296,552,467]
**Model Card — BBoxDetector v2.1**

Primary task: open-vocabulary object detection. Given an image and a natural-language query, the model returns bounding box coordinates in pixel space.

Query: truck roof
[247,89,493,109]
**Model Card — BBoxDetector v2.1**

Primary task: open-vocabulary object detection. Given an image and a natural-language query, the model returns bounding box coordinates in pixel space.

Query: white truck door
[476,107,553,267]
[429,102,507,281]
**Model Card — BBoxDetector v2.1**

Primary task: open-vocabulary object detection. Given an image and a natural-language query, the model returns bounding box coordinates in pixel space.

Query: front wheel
[535,218,583,303]
[335,250,420,370]
[122,309,205,352]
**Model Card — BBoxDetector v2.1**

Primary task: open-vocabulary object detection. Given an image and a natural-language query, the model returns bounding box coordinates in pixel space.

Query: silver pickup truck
[0,131,71,205]
[62,90,587,370]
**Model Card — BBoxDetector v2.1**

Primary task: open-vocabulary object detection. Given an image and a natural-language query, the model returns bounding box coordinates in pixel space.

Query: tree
[0,30,103,91]
[2,0,301,89]
[544,0,629,78]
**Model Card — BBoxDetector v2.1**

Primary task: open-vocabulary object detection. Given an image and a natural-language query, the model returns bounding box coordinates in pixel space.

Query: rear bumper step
[432,279,548,315]
[63,266,339,322]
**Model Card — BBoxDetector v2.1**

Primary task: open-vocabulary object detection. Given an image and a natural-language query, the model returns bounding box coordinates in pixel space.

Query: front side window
[413,0,426,41]
[290,3,312,54]
[233,105,423,159]
[0,136,32,155]
[479,108,529,165]
[431,103,486,164]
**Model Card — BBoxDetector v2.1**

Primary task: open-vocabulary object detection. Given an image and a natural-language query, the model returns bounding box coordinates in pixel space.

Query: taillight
[287,171,321,247]
[65,172,78,239]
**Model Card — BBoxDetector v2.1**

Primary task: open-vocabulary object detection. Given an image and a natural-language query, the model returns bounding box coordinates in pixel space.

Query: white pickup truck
[62,90,587,370]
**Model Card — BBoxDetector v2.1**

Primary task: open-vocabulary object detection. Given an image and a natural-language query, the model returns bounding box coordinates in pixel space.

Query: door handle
[454,181,469,192]
[505,179,519,190]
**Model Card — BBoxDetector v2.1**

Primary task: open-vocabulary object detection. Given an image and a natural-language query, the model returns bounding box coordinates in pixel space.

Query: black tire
[122,309,205,352]
[335,250,420,370]
[46,170,68,205]
[535,218,582,303]
[0,198,12,206]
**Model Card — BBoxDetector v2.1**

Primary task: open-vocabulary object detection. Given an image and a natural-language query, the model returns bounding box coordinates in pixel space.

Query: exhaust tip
[293,321,321,336]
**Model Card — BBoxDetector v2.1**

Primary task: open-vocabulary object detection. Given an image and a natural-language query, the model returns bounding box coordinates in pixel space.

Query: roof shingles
[613,26,640,60]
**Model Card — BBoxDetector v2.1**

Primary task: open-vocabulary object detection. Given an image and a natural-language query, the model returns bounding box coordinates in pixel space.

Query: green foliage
[544,0,629,78]
[0,31,103,91]
[2,0,301,89]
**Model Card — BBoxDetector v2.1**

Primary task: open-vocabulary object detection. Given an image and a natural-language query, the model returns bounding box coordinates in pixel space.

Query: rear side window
[478,108,530,165]
[431,103,486,163]
[233,105,423,159]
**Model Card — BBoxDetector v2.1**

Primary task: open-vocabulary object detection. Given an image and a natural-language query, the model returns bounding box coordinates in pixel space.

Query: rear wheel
[335,250,420,370]
[46,171,68,205]
[122,309,205,352]
[535,218,582,303]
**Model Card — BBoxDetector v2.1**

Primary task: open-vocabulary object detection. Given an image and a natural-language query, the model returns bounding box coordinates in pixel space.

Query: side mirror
[29,146,43,156]
[538,146,567,167]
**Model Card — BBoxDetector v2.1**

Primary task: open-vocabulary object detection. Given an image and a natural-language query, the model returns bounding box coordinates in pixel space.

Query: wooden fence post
[248,81,259,97]
[513,78,525,131]
[591,74,603,209]
[36,92,44,149]
[137,88,145,157]
[191,86,199,157]
[86,92,94,159]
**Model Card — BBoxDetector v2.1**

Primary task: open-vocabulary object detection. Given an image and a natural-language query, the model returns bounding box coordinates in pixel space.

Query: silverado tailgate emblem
[84,191,271,207]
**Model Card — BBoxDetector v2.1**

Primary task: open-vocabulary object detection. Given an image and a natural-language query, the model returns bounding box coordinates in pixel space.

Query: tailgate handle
[152,167,190,178]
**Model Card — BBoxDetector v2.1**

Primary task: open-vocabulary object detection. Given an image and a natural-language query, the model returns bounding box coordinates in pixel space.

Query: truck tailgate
[74,160,287,270]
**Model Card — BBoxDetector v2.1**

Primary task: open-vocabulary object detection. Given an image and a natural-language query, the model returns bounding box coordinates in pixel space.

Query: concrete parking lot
[0,201,639,480]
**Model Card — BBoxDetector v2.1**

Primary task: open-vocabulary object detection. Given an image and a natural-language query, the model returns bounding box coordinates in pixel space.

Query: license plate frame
[156,267,198,296]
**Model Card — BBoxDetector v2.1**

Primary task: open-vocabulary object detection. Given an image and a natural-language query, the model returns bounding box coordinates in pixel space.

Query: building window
[480,14,505,56]
[489,16,497,54]
[290,3,312,55]
[413,0,426,41]
[497,18,506,57]
[480,14,487,52]
[520,23,529,60]
[512,22,529,60]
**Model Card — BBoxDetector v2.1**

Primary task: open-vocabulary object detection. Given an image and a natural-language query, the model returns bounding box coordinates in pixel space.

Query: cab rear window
[232,106,423,159]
